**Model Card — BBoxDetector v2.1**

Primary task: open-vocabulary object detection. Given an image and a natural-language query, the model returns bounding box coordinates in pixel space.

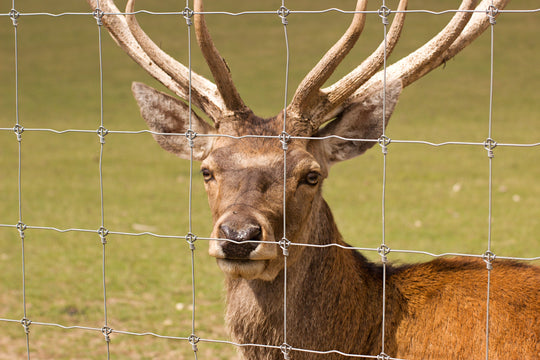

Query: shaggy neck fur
[221,191,540,360]
[223,198,401,359]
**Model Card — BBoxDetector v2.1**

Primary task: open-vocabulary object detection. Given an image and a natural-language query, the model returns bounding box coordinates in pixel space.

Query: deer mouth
[209,239,279,261]
[209,229,279,279]
[215,258,270,279]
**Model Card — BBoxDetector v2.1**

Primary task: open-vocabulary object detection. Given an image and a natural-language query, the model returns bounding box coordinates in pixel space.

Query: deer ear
[314,80,403,165]
[132,82,215,161]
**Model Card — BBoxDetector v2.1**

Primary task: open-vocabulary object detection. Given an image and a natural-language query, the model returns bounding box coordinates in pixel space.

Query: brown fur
[224,198,540,360]
[131,83,539,359]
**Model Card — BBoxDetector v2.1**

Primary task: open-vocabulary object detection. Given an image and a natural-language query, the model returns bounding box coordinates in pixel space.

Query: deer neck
[223,197,386,357]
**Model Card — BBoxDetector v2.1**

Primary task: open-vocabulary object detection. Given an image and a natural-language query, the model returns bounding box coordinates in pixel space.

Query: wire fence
[1,1,539,359]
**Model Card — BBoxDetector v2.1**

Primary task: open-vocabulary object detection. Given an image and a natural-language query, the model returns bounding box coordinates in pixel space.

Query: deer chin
[215,259,271,280]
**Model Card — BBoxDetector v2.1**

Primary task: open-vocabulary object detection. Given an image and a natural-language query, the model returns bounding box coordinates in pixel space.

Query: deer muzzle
[209,209,278,262]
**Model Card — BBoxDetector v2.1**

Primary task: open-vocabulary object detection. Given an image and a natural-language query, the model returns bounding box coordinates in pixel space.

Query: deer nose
[219,223,262,259]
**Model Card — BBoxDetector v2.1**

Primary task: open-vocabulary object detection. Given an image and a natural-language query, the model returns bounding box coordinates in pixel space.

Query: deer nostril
[219,223,262,259]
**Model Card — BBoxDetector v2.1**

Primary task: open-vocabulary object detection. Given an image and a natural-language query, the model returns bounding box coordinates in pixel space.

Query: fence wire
[1,1,539,360]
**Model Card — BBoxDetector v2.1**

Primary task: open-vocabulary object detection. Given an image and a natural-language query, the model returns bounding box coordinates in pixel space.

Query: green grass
[1,1,539,359]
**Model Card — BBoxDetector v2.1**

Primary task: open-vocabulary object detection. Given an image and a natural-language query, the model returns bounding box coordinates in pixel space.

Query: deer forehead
[202,144,321,177]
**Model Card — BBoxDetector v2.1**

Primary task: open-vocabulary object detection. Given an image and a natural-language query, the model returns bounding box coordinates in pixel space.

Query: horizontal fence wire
[1,8,540,17]
[0,224,538,263]
[1,2,538,360]
[1,127,540,148]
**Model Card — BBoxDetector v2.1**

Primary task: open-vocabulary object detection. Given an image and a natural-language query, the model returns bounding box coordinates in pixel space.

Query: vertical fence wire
[183,2,200,358]
[484,2,498,359]
[279,2,291,357]
[378,1,390,356]
[10,2,31,359]
[92,1,112,357]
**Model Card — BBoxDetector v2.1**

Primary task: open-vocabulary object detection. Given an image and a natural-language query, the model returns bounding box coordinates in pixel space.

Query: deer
[87,0,539,359]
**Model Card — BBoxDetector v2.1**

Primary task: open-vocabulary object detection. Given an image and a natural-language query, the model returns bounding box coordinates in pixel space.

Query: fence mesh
[1,1,539,359]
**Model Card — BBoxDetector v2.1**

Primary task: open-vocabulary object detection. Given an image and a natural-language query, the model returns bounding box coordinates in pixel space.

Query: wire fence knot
[483,137,497,158]
[377,352,390,360]
[20,318,31,334]
[277,6,290,25]
[93,8,104,26]
[377,244,391,264]
[96,126,109,144]
[483,251,496,270]
[185,232,197,250]
[280,343,292,359]
[378,6,391,25]
[188,334,200,352]
[182,7,194,25]
[101,326,113,342]
[9,9,20,27]
[279,131,291,151]
[98,226,109,245]
[185,129,197,148]
[16,221,27,239]
[486,5,498,25]
[13,124,24,142]
[378,135,391,155]
[279,238,291,256]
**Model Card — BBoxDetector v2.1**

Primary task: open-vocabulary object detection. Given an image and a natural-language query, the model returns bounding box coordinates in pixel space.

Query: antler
[89,0,509,133]
[386,0,509,88]
[289,0,369,116]
[86,0,248,123]
[288,0,408,126]
[291,0,509,130]
[193,0,248,115]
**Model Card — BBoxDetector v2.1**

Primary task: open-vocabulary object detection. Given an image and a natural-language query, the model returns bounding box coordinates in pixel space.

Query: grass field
[1,1,538,359]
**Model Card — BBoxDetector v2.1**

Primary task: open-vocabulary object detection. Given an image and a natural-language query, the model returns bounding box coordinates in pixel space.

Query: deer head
[88,0,508,281]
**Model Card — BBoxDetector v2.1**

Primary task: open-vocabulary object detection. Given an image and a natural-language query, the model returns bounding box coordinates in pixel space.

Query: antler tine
[385,0,478,88]
[314,0,408,122]
[124,0,226,122]
[194,0,249,116]
[329,0,473,116]
[325,0,508,123]
[288,0,368,118]
[86,0,225,122]
[434,0,510,78]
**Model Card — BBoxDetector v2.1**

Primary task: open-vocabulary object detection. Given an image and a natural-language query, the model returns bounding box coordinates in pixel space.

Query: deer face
[132,80,401,280]
[202,135,325,280]
[132,83,330,280]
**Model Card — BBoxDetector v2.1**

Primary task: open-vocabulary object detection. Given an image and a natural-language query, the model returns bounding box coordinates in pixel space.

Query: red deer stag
[88,0,539,358]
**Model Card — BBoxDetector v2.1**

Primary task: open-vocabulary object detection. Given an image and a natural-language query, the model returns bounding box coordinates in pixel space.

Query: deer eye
[305,171,320,186]
[201,168,214,182]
